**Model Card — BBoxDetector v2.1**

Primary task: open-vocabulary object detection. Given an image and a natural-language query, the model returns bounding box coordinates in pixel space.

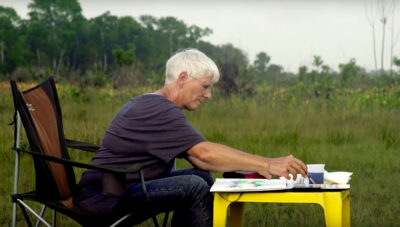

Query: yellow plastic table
[213,189,350,227]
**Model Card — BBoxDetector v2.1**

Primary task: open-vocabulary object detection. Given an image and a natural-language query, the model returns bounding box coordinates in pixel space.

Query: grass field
[1,81,400,226]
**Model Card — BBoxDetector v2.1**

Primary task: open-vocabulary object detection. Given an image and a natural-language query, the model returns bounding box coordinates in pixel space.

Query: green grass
[1,82,400,226]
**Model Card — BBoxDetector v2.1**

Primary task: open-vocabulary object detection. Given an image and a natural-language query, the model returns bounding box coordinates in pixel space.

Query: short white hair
[165,48,220,85]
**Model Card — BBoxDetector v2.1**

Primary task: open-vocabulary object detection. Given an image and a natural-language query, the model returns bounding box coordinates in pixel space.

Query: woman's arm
[186,141,307,179]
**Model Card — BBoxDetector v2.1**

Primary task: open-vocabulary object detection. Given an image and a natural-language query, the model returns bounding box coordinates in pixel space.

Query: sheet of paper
[210,178,287,192]
[210,177,351,192]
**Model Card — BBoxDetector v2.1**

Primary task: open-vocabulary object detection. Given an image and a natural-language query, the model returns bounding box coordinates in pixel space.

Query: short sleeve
[146,110,206,163]
[105,94,206,164]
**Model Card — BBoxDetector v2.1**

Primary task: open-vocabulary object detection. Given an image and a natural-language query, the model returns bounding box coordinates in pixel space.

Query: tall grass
[0,82,399,226]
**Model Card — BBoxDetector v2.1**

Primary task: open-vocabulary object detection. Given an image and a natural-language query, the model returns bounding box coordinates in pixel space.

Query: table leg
[323,192,344,227]
[230,202,245,227]
[213,193,231,227]
[342,194,350,227]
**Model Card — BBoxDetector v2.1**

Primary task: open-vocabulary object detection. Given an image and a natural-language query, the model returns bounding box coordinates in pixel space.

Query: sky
[2,0,400,73]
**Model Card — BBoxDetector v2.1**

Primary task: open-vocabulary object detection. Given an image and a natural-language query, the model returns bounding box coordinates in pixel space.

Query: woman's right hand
[268,156,307,180]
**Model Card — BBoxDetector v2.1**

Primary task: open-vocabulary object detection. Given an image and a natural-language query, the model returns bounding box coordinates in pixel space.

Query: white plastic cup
[307,164,325,172]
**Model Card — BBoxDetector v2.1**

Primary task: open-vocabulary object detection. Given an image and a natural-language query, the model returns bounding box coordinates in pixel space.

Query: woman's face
[180,76,213,111]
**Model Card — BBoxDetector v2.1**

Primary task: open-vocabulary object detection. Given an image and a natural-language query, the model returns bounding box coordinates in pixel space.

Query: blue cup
[307,172,324,184]
[307,164,325,184]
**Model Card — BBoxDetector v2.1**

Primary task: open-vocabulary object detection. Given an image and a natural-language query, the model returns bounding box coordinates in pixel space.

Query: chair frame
[10,78,168,227]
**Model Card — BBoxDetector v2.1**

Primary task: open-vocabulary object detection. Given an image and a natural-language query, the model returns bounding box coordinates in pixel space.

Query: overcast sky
[2,0,400,73]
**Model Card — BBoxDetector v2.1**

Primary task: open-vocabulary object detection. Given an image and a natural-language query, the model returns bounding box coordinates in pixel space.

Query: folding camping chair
[10,77,168,227]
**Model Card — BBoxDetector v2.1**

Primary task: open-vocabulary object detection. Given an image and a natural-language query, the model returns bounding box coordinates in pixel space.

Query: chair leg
[17,201,33,227]
[12,202,18,227]
[110,214,132,227]
[162,212,169,227]
[139,169,159,227]
[35,205,47,227]
[52,210,57,227]
[151,215,159,227]
[16,199,51,227]
[12,115,22,227]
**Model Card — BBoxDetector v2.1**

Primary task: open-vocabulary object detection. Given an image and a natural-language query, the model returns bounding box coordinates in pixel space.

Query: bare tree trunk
[72,52,77,71]
[381,17,386,75]
[378,0,390,76]
[377,0,395,76]
[0,43,4,64]
[390,18,394,76]
[90,56,94,71]
[169,33,173,56]
[36,48,41,67]
[390,0,396,76]
[53,58,57,70]
[112,69,119,90]
[104,54,107,71]
[372,27,378,74]
[73,37,79,71]
[100,30,106,71]
[56,49,65,76]
[365,0,379,75]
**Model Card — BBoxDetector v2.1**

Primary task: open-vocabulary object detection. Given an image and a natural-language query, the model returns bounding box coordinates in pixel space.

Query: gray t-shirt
[74,94,206,214]
[92,94,206,181]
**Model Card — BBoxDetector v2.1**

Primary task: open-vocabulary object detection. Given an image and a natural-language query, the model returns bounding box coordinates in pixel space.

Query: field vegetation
[1,80,399,226]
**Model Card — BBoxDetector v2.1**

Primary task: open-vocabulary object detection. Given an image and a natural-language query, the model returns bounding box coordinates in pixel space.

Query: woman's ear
[177,71,188,88]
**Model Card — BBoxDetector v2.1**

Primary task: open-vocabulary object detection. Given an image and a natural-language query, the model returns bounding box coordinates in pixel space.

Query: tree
[298,65,308,82]
[393,56,400,74]
[266,64,284,84]
[112,48,136,67]
[321,65,331,75]
[338,58,362,82]
[187,25,212,44]
[389,0,400,76]
[365,0,379,74]
[0,6,20,66]
[253,52,270,75]
[312,55,324,73]
[216,44,250,95]
[87,12,119,71]
[114,15,147,74]
[0,6,32,74]
[216,44,248,66]
[196,41,219,60]
[138,15,212,73]
[158,16,187,56]
[377,0,393,75]
[365,0,397,75]
[27,0,85,75]
[111,47,139,89]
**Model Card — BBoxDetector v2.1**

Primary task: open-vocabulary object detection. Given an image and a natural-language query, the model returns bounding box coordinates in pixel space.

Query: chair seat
[213,189,350,227]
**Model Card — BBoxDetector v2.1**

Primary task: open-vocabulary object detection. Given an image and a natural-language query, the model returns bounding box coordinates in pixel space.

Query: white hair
[165,48,220,85]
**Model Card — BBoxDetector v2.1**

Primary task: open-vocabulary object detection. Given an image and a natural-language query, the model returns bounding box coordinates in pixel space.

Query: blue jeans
[124,168,214,227]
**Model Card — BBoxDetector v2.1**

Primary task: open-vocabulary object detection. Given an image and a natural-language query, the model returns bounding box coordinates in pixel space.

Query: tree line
[1,0,400,95]
[0,1,218,83]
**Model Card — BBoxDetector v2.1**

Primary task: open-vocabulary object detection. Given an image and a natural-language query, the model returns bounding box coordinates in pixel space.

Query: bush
[11,67,31,81]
